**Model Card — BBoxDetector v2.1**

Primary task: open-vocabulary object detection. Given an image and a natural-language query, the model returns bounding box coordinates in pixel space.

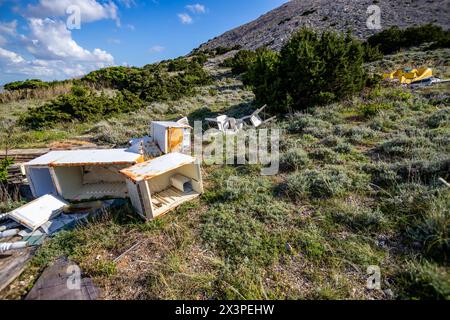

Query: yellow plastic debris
[383,67,433,84]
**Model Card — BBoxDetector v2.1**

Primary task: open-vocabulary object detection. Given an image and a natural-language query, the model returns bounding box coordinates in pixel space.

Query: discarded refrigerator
[25,149,143,201]
[150,120,192,154]
[120,152,203,220]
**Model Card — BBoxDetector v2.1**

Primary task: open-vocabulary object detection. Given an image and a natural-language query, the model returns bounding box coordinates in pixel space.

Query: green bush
[367,24,450,54]
[310,147,340,164]
[287,115,333,137]
[201,204,281,265]
[245,28,367,113]
[0,157,12,182]
[427,109,449,129]
[280,148,310,171]
[360,103,392,118]
[285,167,368,200]
[4,79,49,91]
[20,59,212,128]
[167,57,191,72]
[222,50,257,75]
[329,201,388,232]
[81,66,138,89]
[244,48,284,112]
[362,43,384,62]
[394,260,450,300]
[378,136,430,159]
[20,87,144,129]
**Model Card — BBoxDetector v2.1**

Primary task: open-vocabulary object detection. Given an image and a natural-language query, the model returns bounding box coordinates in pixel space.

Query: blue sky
[0,0,288,85]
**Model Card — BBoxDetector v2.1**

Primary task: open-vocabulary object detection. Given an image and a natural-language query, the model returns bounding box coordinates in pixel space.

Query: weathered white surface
[8,195,68,231]
[120,153,195,182]
[151,121,192,154]
[26,149,141,167]
[151,121,191,128]
[26,151,67,166]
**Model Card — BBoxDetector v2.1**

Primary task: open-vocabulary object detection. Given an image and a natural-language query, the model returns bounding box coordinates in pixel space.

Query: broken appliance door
[120,153,203,220]
[25,149,144,201]
[8,194,68,231]
[150,121,192,154]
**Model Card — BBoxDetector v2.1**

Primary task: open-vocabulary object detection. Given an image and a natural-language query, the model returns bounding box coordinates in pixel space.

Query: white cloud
[0,20,18,36]
[186,4,206,14]
[25,0,119,24]
[148,45,165,53]
[26,18,113,64]
[0,47,25,64]
[178,13,193,24]
[0,18,115,80]
[0,35,7,46]
[125,24,135,31]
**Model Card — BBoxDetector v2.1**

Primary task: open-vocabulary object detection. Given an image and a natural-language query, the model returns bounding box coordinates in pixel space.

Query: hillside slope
[199,0,450,51]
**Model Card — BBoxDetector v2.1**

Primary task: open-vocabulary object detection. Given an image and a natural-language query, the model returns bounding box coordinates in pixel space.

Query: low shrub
[378,136,430,159]
[222,50,257,75]
[20,87,144,129]
[201,204,284,265]
[19,58,212,129]
[360,103,392,118]
[310,147,341,164]
[394,260,450,300]
[0,157,12,182]
[329,201,388,232]
[367,24,450,54]
[280,148,310,171]
[334,142,353,154]
[380,184,449,261]
[295,224,329,261]
[4,79,49,91]
[286,167,368,200]
[427,109,449,129]
[287,115,333,137]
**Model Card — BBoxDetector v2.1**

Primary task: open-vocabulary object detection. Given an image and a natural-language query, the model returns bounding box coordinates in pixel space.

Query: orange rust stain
[136,155,145,163]
[120,160,194,182]
[168,128,184,153]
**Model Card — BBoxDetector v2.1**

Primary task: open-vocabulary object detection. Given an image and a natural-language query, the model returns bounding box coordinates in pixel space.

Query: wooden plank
[0,247,36,292]
[153,192,200,218]
[154,194,170,205]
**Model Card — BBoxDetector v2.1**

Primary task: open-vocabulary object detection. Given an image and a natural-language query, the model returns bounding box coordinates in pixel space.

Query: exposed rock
[199,0,450,51]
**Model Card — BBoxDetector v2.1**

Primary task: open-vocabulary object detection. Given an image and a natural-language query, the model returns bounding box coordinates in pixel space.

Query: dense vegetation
[18,57,212,129]
[3,79,70,91]
[243,29,367,113]
[221,50,257,75]
[20,86,144,129]
[0,158,12,183]
[367,24,450,54]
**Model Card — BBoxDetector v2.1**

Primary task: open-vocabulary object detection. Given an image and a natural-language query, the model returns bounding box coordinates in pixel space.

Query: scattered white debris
[206,105,276,134]
[8,195,68,231]
[0,241,29,254]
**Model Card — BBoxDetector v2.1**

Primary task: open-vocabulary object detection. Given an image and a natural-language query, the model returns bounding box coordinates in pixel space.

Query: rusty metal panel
[120,152,196,182]
[168,127,184,153]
